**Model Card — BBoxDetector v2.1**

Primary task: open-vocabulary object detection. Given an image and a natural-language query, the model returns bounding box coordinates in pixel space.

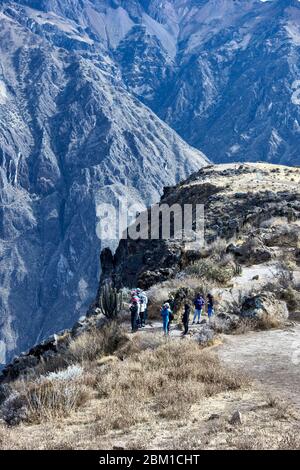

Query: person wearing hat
[130,290,140,332]
[161,302,172,336]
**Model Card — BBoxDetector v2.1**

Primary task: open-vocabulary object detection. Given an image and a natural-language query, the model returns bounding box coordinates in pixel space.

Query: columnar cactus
[98,283,124,319]
[234,261,242,276]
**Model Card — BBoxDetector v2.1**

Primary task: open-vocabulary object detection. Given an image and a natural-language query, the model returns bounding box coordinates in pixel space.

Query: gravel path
[217,324,300,408]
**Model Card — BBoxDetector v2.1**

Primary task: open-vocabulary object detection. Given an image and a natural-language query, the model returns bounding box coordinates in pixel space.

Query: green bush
[185,259,234,284]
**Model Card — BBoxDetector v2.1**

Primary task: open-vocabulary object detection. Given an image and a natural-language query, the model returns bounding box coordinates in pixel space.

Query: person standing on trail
[167,294,175,332]
[193,293,205,324]
[130,291,140,332]
[182,303,191,335]
[207,293,214,322]
[137,288,148,327]
[161,302,172,336]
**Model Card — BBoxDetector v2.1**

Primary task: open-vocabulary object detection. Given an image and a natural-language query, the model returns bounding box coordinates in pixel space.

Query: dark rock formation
[100,164,300,290]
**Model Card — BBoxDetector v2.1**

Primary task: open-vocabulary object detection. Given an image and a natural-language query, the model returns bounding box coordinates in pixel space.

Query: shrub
[280,286,300,312]
[256,314,281,331]
[94,341,247,433]
[1,365,90,425]
[1,391,29,426]
[185,259,234,284]
[67,322,128,364]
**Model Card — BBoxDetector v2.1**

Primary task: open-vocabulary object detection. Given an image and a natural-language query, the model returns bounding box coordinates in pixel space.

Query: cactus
[98,283,124,319]
[287,207,296,223]
[234,261,242,276]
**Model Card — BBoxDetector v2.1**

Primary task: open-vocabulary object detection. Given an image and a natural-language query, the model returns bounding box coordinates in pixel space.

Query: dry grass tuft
[31,322,128,378]
[266,394,295,420]
[231,315,282,335]
[92,341,248,434]
[67,322,128,363]
[1,365,91,425]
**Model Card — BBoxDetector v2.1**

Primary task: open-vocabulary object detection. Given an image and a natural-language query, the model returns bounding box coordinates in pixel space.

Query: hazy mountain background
[0,0,299,363]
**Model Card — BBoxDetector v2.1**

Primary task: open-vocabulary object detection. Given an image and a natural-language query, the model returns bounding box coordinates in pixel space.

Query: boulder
[241,292,289,322]
[196,325,215,344]
[262,225,299,248]
[227,238,272,265]
[213,313,240,332]
[138,268,177,290]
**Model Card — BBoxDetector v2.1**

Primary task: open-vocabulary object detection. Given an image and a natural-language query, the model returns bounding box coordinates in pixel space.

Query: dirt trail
[216,324,300,409]
[129,318,300,408]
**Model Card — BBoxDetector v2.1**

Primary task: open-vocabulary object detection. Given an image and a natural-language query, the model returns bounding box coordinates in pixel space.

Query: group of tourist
[129,289,214,336]
[161,293,214,336]
[129,289,148,332]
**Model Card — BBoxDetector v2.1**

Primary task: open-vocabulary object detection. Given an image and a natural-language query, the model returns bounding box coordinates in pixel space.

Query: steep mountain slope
[7,1,300,165]
[115,0,300,165]
[0,4,207,364]
[1,0,299,363]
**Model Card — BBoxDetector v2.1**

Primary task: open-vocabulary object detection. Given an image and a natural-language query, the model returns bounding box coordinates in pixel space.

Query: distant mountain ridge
[6,0,300,165]
[0,1,207,364]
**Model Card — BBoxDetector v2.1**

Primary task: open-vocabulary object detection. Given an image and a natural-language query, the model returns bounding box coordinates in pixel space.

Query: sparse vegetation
[185,259,235,284]
[94,341,248,431]
[67,322,128,364]
[27,322,129,379]
[0,334,247,431]
[0,167,299,450]
[1,365,90,425]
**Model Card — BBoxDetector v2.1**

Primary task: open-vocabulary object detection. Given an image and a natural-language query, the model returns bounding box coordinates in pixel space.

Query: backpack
[130,304,138,315]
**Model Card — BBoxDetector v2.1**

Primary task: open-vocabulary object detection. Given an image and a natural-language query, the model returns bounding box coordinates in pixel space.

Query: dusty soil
[217,324,300,410]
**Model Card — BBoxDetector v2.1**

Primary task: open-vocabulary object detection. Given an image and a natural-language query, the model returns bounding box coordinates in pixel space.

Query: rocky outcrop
[226,238,272,265]
[100,163,300,290]
[240,293,289,323]
[0,309,106,384]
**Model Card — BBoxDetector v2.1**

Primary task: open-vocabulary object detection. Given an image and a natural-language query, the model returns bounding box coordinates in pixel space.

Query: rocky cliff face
[0,2,207,364]
[58,0,300,166]
[1,163,299,384]
[101,163,300,289]
[6,0,300,166]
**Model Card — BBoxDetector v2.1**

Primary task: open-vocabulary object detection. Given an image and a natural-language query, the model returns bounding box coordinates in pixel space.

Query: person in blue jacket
[192,293,205,324]
[207,293,215,322]
[161,302,172,336]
